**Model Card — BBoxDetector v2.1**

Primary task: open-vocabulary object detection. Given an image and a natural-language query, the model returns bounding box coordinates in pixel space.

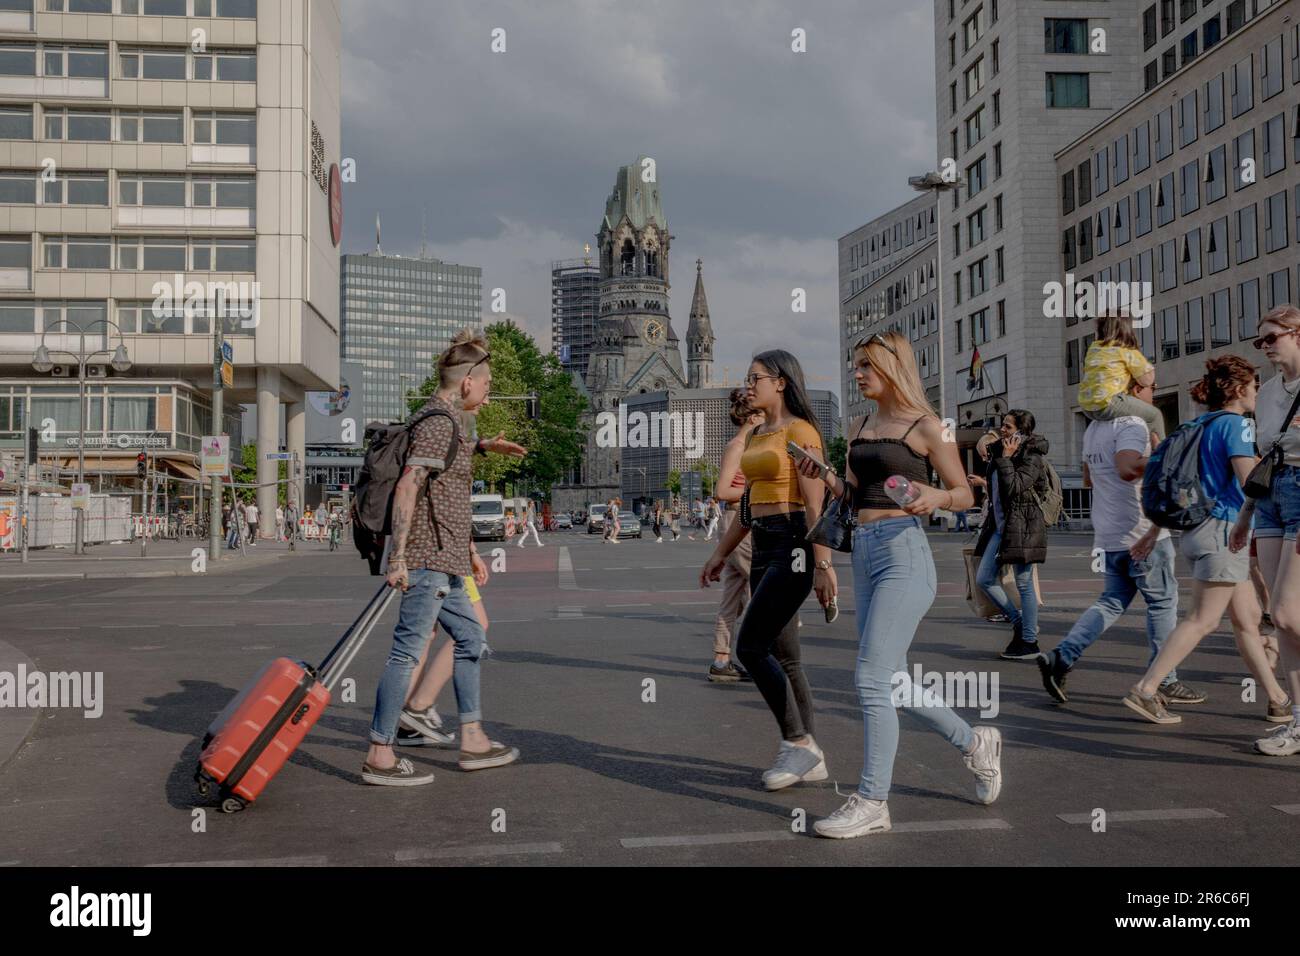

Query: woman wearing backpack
[973,409,1051,660]
[1125,355,1288,725]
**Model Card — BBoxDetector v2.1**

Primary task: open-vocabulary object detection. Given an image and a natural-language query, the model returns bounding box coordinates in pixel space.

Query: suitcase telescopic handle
[318,584,397,691]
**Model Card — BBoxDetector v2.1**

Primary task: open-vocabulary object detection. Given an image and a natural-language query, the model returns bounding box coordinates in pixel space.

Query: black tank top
[849,417,932,510]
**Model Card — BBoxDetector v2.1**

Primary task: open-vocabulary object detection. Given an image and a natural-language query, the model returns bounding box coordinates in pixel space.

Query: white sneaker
[813,793,891,839]
[1256,719,1300,756]
[761,739,827,791]
[963,725,1002,804]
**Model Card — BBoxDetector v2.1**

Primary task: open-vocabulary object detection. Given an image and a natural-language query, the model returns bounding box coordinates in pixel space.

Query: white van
[471,494,506,541]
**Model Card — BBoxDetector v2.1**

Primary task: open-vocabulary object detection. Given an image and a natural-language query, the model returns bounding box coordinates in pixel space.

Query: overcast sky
[338,0,937,391]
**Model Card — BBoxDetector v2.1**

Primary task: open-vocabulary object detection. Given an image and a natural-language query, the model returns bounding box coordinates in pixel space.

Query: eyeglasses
[856,333,899,357]
[1252,329,1300,350]
[744,373,779,387]
[470,351,492,372]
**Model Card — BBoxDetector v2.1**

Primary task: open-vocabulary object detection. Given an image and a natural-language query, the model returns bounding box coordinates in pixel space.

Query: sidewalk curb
[0,549,299,582]
[0,639,39,775]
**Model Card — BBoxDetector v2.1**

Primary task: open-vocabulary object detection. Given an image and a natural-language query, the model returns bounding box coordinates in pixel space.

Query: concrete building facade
[551,254,598,380]
[0,0,342,532]
[1056,0,1300,463]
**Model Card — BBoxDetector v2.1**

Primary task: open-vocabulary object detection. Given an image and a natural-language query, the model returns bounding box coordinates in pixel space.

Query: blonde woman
[797,331,999,838]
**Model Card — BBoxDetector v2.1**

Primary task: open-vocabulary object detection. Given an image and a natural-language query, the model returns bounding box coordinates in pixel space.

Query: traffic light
[136,452,147,480]
[526,395,539,420]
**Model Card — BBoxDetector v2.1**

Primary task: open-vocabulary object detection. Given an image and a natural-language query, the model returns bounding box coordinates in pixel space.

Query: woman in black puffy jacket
[971,409,1049,660]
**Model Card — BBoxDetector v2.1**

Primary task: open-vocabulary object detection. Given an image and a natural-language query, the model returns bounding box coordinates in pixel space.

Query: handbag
[806,485,855,553]
[1244,383,1300,499]
[962,546,1046,620]
[738,488,753,529]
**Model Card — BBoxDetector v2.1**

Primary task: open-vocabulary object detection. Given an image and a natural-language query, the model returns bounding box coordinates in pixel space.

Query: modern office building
[1139,0,1286,93]
[838,194,939,427]
[1056,0,1300,464]
[340,247,482,425]
[0,0,343,533]
[933,0,1146,464]
[618,386,840,511]
[551,254,598,379]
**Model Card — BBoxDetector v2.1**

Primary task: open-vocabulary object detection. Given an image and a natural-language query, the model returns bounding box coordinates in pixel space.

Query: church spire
[686,258,714,389]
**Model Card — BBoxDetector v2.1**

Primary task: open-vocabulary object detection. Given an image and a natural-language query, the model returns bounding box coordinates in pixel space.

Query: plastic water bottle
[884,475,922,507]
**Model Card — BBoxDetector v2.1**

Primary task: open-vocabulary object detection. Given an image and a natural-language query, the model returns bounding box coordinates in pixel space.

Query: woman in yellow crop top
[700,349,835,791]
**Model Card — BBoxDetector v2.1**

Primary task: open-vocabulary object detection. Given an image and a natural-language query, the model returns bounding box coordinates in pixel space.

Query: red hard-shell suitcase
[195,585,395,813]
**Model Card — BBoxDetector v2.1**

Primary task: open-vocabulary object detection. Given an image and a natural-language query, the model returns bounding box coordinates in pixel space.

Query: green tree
[826,436,848,481]
[691,457,718,496]
[232,443,286,504]
[666,469,682,495]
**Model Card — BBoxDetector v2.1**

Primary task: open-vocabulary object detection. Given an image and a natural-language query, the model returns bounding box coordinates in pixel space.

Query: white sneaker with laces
[813,793,891,839]
[1256,719,1300,756]
[761,739,827,791]
[963,725,1002,804]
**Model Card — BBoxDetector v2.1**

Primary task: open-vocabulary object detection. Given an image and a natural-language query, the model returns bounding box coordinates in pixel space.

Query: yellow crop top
[741,419,823,506]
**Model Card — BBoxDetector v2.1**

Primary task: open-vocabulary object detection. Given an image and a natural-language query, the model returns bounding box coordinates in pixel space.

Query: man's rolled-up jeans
[369,569,484,745]
[1053,538,1180,683]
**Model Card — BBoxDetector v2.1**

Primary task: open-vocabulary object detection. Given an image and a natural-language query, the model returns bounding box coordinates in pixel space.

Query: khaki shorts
[1180,517,1250,583]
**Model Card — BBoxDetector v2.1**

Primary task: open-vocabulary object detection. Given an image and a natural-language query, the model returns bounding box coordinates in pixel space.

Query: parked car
[615,510,642,539]
[553,512,572,529]
[587,503,608,534]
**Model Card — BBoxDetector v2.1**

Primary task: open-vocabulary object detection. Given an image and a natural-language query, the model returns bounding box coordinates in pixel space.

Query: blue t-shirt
[1195,412,1255,521]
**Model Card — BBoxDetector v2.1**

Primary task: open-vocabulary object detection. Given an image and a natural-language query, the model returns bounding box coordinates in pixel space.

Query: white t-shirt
[1256,372,1300,467]
[1083,416,1171,552]
[244,505,259,524]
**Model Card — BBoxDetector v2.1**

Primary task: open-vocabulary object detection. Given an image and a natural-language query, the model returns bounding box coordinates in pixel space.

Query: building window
[119,47,186,79]
[1094,148,1111,199]
[993,142,1002,178]
[1078,218,1093,263]
[1238,277,1261,339]
[1181,229,1201,283]
[43,172,108,206]
[1143,5,1158,51]
[1209,288,1231,348]
[1046,72,1089,108]
[1114,196,1131,246]
[192,50,256,82]
[1159,172,1177,225]
[966,155,987,199]
[42,44,108,79]
[1264,189,1289,253]
[118,175,185,207]
[1206,145,1227,204]
[1268,269,1291,309]
[1135,184,1153,237]
[1226,0,1246,34]
[1263,112,1286,178]
[1134,120,1152,173]
[1062,229,1076,271]
[1184,297,1204,354]
[191,237,256,272]
[1158,239,1177,292]
[1160,307,1180,360]
[969,258,988,298]
[1203,15,1222,51]
[995,247,1004,284]
[1262,35,1284,101]
[1045,18,1088,55]
[0,106,31,140]
[963,8,983,52]
[964,57,985,101]
[1207,217,1228,274]
[42,108,109,141]
[1177,90,1198,147]
[1204,74,1225,132]
[1062,171,1075,215]
[1179,159,1200,215]
[1096,210,1110,256]
[1113,134,1129,185]
[1234,129,1255,190]
[119,110,184,144]
[1236,203,1258,263]
[1160,0,1175,37]
[43,235,111,269]
[967,206,986,247]
[1067,339,1081,385]
[1162,45,1178,79]
[1155,107,1173,160]
[1231,54,1253,117]
[1178,0,1195,22]
[964,106,985,150]
[992,90,1000,127]
[192,111,257,146]
[994,194,1003,231]
[1144,60,1159,91]
[1181,30,1198,65]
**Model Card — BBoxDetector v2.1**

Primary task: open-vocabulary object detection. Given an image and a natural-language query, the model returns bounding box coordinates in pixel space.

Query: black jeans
[735,512,816,741]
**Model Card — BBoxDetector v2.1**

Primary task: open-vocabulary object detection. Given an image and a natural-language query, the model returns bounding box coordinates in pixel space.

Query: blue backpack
[1141,412,1230,530]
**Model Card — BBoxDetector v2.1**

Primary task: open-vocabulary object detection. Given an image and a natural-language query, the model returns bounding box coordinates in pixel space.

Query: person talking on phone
[700,350,834,791]
[972,409,1051,660]
[794,330,999,839]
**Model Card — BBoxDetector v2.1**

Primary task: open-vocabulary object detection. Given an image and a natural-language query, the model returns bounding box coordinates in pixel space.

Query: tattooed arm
[386,464,429,590]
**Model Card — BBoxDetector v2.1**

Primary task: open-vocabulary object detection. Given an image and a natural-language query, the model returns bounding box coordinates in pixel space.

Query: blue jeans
[852,516,974,801]
[1052,538,1180,684]
[976,527,1038,641]
[369,570,484,745]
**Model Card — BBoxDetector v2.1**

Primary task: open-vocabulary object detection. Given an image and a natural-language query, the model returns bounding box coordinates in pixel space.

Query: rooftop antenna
[420,205,428,259]
[375,213,382,255]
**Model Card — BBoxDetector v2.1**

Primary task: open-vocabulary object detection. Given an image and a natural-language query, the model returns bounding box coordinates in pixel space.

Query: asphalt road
[0,527,1296,867]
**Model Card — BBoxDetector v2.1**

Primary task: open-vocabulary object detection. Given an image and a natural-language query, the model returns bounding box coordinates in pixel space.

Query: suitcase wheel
[196,778,211,797]
[220,796,247,814]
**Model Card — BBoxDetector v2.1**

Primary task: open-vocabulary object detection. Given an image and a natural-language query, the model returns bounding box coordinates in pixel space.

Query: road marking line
[148,855,329,867]
[129,646,165,651]
[609,603,651,607]
[557,606,584,618]
[890,818,1012,833]
[394,841,563,861]
[558,547,578,590]
[621,818,1012,848]
[1272,804,1300,815]
[1056,808,1225,824]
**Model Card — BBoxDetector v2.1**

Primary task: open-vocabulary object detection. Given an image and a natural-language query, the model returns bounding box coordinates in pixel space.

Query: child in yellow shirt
[1077,315,1163,443]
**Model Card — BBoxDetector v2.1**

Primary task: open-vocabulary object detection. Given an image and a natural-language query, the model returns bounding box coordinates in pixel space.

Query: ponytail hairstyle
[437,328,490,389]
[1189,355,1257,410]
[752,349,820,432]
[1096,313,1140,350]
[728,387,752,427]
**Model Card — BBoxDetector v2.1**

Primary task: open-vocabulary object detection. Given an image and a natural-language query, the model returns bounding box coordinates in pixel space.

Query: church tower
[686,258,714,389]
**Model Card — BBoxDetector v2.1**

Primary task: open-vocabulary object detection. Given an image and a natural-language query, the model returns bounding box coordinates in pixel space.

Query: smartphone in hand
[787,440,829,479]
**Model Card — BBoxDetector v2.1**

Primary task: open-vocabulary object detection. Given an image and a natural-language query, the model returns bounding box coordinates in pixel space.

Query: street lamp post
[32,320,132,556]
[909,171,966,425]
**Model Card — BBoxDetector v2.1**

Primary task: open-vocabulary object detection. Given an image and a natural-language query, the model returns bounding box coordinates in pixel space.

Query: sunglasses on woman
[855,332,899,357]
[1252,329,1300,350]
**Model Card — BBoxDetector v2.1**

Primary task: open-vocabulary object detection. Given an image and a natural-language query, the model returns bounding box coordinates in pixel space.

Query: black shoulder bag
[1244,384,1300,499]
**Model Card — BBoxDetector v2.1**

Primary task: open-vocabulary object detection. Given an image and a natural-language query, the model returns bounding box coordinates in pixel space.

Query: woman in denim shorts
[1242,306,1300,756]
[1125,356,1290,728]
